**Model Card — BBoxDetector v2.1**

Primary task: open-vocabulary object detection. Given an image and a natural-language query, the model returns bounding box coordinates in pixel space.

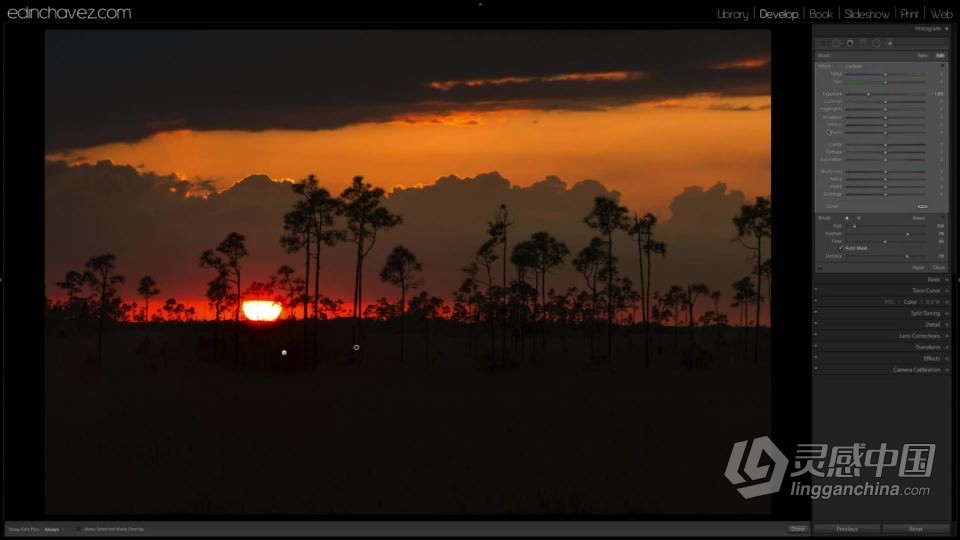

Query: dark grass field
[45,320,771,515]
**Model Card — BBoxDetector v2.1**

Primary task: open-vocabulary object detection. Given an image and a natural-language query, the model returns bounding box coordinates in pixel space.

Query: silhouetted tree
[732,276,758,361]
[275,265,301,320]
[205,272,234,362]
[685,283,710,369]
[454,265,483,360]
[57,271,84,300]
[316,295,344,320]
[510,240,537,360]
[206,274,230,320]
[652,291,673,332]
[162,297,187,321]
[664,285,686,347]
[244,277,277,301]
[218,233,247,321]
[710,291,722,323]
[486,204,512,367]
[629,212,666,367]
[546,286,577,352]
[714,312,730,335]
[293,175,344,359]
[474,239,499,360]
[615,277,640,326]
[734,196,771,363]
[56,270,89,319]
[584,196,629,366]
[200,232,247,363]
[573,237,606,358]
[758,258,772,307]
[118,301,137,322]
[379,245,423,363]
[710,290,724,339]
[409,291,445,365]
[83,254,124,367]
[731,279,747,327]
[282,199,314,349]
[137,276,159,338]
[339,176,402,362]
[573,289,592,327]
[364,297,399,321]
[529,231,569,354]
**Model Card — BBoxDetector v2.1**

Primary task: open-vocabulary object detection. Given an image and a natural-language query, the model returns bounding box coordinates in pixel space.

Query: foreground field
[46,321,771,515]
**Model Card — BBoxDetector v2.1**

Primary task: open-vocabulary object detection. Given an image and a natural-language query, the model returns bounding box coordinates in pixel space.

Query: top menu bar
[714,6,954,23]
[3,2,955,24]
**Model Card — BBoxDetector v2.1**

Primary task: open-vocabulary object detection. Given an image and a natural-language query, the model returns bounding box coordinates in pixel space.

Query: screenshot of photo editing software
[2,2,957,537]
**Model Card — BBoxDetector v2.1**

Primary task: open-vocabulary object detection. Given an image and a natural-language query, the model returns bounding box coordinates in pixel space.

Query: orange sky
[51,94,770,217]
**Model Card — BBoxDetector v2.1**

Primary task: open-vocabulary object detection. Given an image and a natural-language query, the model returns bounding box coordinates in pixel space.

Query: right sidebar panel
[811,23,953,534]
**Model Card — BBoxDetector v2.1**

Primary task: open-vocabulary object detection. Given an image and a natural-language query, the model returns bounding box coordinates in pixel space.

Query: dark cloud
[708,102,772,112]
[45,160,766,320]
[45,30,769,150]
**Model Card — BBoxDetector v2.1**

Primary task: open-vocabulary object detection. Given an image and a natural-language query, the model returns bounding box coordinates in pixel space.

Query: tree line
[47,174,771,369]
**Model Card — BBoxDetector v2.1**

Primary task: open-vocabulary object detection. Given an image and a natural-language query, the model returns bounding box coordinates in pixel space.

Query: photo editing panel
[812,23,953,534]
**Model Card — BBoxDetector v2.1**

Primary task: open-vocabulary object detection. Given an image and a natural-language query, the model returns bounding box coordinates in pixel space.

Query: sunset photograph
[43,29,772,515]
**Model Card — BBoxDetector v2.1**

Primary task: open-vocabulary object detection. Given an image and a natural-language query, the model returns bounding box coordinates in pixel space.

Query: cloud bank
[45,160,767,321]
[45,30,769,150]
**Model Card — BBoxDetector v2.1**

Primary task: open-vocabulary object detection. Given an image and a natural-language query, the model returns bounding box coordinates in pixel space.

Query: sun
[242,300,283,322]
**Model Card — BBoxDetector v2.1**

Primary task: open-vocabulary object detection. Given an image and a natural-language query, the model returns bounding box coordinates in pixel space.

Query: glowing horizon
[242,300,283,322]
